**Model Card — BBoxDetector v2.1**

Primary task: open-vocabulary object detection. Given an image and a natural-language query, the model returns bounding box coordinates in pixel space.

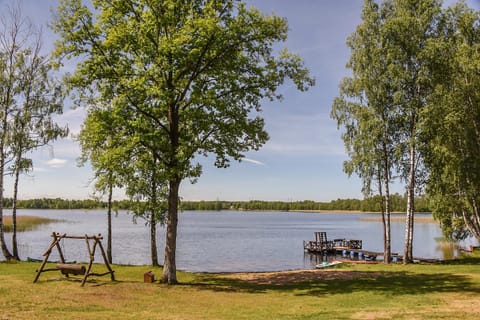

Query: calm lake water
[2,209,477,272]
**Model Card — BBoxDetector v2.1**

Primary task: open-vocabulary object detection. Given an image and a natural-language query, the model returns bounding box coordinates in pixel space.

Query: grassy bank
[1,254,479,319]
[2,215,55,232]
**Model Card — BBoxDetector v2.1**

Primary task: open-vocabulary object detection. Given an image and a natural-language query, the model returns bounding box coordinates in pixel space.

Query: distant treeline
[181,194,430,212]
[3,194,430,213]
[2,198,132,210]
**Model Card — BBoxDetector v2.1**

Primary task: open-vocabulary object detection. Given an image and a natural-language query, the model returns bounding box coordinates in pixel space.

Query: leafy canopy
[54,0,314,180]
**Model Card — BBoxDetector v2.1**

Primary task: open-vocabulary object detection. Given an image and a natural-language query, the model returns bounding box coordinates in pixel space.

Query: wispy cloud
[33,167,48,173]
[47,158,68,168]
[242,158,265,166]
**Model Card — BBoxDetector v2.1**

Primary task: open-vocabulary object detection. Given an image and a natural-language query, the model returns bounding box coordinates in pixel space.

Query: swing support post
[33,232,115,286]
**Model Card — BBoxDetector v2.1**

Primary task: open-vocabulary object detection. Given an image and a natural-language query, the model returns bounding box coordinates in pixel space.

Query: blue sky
[3,0,478,201]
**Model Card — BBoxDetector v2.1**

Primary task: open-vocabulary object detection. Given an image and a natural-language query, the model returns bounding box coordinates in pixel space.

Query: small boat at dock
[315,260,343,269]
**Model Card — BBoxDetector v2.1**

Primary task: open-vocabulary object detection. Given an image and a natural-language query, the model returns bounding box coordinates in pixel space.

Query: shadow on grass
[191,270,480,297]
[437,255,480,265]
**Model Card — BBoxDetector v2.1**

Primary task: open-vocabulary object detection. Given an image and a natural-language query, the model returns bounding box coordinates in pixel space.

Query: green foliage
[3,194,431,212]
[181,194,427,212]
[53,0,313,282]
[422,3,480,241]
[332,0,399,198]
[77,107,127,193]
[53,0,314,177]
[5,197,118,210]
[0,3,67,261]
[332,0,446,262]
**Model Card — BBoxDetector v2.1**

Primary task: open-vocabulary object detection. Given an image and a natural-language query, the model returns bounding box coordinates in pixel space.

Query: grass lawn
[0,254,479,320]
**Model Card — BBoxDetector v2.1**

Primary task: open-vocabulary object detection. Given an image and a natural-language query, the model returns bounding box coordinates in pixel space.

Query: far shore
[288,209,363,213]
[287,209,418,214]
[289,210,435,222]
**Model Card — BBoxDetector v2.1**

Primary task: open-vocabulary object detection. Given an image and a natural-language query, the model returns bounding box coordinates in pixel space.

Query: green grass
[0,254,479,319]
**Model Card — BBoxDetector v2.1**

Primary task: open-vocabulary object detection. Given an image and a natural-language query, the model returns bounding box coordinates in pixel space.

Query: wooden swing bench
[56,263,86,275]
[33,232,115,286]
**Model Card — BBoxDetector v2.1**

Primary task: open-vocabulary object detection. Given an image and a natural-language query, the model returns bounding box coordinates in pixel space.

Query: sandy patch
[221,269,382,285]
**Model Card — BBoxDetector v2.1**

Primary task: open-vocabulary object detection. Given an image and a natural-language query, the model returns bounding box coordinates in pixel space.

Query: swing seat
[56,263,86,276]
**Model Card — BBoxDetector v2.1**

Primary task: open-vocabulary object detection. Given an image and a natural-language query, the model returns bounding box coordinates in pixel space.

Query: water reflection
[435,238,462,260]
[2,209,478,272]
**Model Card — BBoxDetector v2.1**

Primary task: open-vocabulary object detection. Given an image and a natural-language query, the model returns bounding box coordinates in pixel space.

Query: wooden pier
[303,232,362,253]
[303,231,398,262]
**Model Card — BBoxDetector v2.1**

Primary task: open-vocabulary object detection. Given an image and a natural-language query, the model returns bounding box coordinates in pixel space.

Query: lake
[2,209,477,272]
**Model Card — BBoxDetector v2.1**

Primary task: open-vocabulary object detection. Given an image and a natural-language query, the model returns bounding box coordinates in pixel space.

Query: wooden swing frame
[33,232,115,286]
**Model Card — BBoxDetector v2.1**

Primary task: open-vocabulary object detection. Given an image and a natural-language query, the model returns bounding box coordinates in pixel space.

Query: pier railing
[303,232,362,253]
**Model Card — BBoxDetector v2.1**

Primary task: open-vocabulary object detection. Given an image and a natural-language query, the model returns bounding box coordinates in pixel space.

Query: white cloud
[33,167,48,173]
[47,158,68,168]
[242,158,265,166]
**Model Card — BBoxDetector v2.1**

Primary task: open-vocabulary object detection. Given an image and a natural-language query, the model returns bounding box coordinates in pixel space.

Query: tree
[333,0,444,264]
[380,0,442,263]
[80,104,169,266]
[77,106,127,264]
[332,0,400,264]
[7,28,67,261]
[422,3,480,241]
[125,149,168,267]
[53,0,313,283]
[1,4,67,260]
[0,5,18,261]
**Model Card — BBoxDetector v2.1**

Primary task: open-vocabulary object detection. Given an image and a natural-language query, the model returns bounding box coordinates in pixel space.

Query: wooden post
[33,232,66,283]
[53,233,67,264]
[82,234,94,286]
[96,234,115,281]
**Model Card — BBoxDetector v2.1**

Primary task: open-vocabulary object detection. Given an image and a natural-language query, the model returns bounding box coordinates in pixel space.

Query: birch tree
[9,34,67,260]
[1,4,67,260]
[333,0,443,263]
[332,0,400,263]
[381,0,442,263]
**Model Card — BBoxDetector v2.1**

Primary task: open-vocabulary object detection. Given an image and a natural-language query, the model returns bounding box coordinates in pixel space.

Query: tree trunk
[0,210,12,260]
[378,175,387,263]
[380,169,391,263]
[403,143,416,264]
[11,150,22,260]
[0,149,13,260]
[162,178,180,284]
[107,178,113,264]
[379,131,392,264]
[384,189,391,264]
[461,196,480,241]
[0,129,13,261]
[151,209,159,267]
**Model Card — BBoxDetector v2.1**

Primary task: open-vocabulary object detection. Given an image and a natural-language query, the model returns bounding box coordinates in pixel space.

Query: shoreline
[287,209,415,214]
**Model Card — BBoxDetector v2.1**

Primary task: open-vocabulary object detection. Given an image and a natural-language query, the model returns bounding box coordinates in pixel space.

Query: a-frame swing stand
[33,232,115,286]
